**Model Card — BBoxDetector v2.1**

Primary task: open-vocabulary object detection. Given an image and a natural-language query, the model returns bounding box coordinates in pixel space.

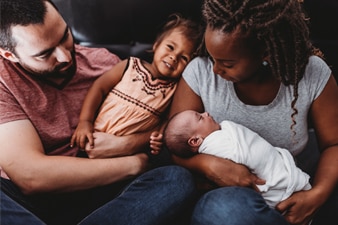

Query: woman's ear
[188,136,203,153]
[0,48,19,62]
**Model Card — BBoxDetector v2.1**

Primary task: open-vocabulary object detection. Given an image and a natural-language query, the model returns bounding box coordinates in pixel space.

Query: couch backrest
[52,0,203,61]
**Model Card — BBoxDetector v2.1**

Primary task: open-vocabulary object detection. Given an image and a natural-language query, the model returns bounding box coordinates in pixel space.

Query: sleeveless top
[94,57,178,135]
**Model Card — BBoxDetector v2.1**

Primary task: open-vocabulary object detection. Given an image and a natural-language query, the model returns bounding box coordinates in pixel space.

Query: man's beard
[20,49,77,80]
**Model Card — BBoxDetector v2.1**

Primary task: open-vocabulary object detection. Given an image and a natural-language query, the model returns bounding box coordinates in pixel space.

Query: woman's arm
[276,75,338,224]
[169,78,264,189]
[85,129,155,158]
[311,75,338,200]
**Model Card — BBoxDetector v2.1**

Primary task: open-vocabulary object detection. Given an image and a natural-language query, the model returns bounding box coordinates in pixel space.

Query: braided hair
[202,0,323,137]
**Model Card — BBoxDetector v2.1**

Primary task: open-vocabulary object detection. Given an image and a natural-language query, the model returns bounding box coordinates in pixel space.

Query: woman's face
[204,26,265,83]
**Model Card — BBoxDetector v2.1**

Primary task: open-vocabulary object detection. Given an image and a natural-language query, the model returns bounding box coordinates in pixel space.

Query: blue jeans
[1,165,196,225]
[191,187,288,225]
[1,190,46,225]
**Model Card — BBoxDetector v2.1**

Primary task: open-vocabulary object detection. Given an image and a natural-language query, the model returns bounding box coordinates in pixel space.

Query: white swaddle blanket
[199,120,311,208]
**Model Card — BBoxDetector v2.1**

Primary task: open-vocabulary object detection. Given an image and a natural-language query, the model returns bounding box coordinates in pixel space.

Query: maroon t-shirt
[0,45,120,156]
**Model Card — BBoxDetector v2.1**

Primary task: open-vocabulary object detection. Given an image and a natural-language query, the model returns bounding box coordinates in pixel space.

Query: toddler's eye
[181,55,189,62]
[167,45,174,50]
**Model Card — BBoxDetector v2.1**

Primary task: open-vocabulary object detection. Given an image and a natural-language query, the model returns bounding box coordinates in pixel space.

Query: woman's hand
[276,188,324,225]
[149,131,163,155]
[172,154,265,191]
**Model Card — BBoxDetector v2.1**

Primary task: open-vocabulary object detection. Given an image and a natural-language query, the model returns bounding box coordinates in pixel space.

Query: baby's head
[163,110,220,158]
[151,14,202,80]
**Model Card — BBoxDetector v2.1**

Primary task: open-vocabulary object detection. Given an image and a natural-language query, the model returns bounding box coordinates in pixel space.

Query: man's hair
[163,112,197,158]
[0,0,56,52]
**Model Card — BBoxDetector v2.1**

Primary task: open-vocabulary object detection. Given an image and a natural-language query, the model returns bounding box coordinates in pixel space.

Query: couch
[53,0,337,81]
[52,0,337,174]
[52,0,203,62]
[50,0,337,223]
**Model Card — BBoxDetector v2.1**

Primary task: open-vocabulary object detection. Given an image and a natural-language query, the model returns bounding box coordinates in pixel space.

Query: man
[0,0,196,224]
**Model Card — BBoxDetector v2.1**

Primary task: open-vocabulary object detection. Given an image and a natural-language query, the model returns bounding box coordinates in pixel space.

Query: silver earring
[262,61,269,66]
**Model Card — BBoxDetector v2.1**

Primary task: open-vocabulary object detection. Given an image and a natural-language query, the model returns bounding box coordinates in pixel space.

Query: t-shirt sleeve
[0,82,27,124]
[304,56,332,101]
[182,57,210,97]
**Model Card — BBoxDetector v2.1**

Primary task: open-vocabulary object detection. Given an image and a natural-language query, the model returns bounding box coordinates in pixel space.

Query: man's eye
[38,52,52,59]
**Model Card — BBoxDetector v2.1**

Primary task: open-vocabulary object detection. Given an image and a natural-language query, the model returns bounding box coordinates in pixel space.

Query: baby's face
[180,110,220,138]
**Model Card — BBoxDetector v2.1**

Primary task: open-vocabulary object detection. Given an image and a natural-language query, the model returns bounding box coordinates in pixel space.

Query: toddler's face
[152,29,195,80]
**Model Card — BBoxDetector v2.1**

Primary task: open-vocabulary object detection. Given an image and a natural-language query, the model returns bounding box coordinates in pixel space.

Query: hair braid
[202,0,322,139]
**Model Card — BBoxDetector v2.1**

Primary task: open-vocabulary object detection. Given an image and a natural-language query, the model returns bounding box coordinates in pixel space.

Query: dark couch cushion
[53,0,203,61]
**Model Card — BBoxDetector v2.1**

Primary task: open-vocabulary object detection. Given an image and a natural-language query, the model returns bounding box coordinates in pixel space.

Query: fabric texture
[199,120,311,208]
[0,45,120,179]
[0,45,120,157]
[183,56,331,157]
[94,57,177,136]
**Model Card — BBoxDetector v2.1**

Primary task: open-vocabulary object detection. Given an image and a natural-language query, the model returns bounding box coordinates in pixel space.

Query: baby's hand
[150,131,163,155]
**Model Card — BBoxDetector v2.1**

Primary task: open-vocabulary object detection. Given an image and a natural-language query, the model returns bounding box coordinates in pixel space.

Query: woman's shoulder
[184,57,212,77]
[299,55,332,100]
[303,55,331,83]
[189,56,212,67]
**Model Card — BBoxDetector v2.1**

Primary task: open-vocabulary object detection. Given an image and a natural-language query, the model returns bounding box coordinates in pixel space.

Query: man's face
[9,2,76,80]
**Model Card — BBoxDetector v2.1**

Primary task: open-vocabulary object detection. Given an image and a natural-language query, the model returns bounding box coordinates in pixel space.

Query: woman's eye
[208,56,215,63]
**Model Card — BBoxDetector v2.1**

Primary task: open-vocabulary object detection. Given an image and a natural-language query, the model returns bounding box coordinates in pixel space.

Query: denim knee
[191,186,288,225]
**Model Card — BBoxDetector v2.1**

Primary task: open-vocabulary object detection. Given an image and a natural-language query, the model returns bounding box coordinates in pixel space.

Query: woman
[164,0,338,224]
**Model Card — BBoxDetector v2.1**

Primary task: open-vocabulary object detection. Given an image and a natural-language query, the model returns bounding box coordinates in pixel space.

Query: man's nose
[54,46,71,63]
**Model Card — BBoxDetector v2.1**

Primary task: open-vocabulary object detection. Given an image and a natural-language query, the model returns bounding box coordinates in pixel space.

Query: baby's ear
[188,136,203,153]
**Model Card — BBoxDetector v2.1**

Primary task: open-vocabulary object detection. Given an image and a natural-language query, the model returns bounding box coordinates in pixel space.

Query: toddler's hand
[150,131,163,155]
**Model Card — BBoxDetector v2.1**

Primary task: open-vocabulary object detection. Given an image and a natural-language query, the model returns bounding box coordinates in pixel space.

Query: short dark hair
[163,112,197,158]
[0,0,57,52]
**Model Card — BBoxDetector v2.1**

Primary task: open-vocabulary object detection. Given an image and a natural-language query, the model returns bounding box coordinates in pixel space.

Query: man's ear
[188,136,203,153]
[0,48,19,62]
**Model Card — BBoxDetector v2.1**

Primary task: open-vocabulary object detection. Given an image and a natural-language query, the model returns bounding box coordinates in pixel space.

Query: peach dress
[94,57,177,136]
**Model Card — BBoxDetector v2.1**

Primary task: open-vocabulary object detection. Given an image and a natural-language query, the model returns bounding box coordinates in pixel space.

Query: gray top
[183,55,331,156]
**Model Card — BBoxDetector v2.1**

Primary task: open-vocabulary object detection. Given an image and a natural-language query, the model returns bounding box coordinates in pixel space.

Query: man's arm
[0,119,148,194]
[84,130,154,158]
